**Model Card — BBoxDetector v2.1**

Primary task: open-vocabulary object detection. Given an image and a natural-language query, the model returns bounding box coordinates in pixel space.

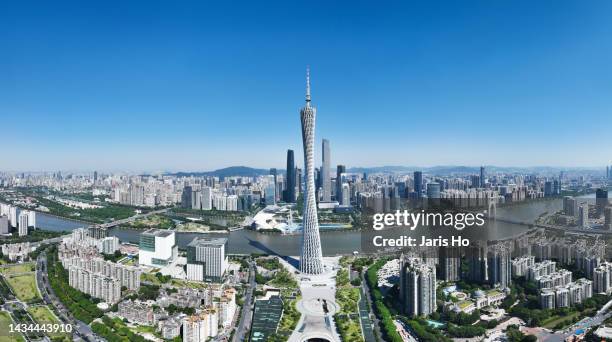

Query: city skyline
[3,1,612,171]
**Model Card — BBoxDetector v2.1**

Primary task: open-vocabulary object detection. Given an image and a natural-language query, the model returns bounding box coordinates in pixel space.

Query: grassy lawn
[126,214,174,230]
[5,274,40,302]
[140,272,161,285]
[133,324,164,339]
[276,296,302,337]
[140,272,208,289]
[27,305,70,339]
[541,310,585,329]
[0,311,25,342]
[0,263,35,276]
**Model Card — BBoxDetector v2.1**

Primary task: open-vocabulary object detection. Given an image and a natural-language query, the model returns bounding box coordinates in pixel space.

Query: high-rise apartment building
[9,206,17,228]
[605,207,612,230]
[201,187,213,210]
[487,244,511,289]
[183,310,219,342]
[18,211,29,236]
[0,216,9,234]
[399,256,436,317]
[579,204,589,228]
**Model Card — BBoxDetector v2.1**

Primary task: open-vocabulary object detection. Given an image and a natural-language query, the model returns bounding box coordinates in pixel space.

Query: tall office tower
[321,139,331,202]
[470,175,480,188]
[544,181,553,197]
[264,176,276,205]
[336,164,346,201]
[201,187,213,210]
[480,166,485,188]
[186,237,228,282]
[487,243,511,289]
[299,68,324,275]
[93,171,98,184]
[181,186,193,209]
[341,183,350,206]
[18,211,29,237]
[284,150,296,203]
[269,168,278,202]
[413,171,423,197]
[0,216,8,234]
[426,182,441,199]
[579,204,589,228]
[399,256,436,317]
[607,166,610,180]
[595,188,609,217]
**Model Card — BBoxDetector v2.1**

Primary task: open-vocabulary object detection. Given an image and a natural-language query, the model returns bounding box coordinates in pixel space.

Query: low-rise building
[118,299,166,326]
[1,242,33,261]
[158,316,182,340]
[139,229,178,267]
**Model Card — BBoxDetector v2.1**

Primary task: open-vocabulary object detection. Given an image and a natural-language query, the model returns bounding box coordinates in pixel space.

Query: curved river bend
[36,198,567,256]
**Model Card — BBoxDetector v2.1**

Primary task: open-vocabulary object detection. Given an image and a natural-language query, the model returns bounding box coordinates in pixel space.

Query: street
[232,260,255,342]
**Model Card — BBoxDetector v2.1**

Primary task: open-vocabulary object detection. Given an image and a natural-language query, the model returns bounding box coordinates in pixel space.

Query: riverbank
[26,196,570,256]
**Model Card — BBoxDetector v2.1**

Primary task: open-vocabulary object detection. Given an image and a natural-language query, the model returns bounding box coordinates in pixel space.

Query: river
[32,197,574,256]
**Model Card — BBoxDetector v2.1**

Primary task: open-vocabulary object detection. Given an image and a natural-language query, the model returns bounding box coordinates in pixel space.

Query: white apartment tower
[18,211,29,236]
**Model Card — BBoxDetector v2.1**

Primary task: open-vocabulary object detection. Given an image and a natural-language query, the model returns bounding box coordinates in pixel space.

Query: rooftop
[142,228,174,238]
[187,236,228,247]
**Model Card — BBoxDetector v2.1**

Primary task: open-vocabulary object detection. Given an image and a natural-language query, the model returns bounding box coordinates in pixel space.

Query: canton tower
[299,67,325,275]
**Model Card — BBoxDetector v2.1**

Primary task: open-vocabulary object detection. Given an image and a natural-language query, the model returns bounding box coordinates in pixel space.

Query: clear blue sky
[2,1,611,172]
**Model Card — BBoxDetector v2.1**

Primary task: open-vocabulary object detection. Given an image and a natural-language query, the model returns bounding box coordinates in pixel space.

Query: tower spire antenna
[306,66,311,103]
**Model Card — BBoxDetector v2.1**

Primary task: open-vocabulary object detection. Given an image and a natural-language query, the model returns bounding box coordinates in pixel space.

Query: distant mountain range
[169,165,602,179]
[171,166,270,178]
[348,165,601,175]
